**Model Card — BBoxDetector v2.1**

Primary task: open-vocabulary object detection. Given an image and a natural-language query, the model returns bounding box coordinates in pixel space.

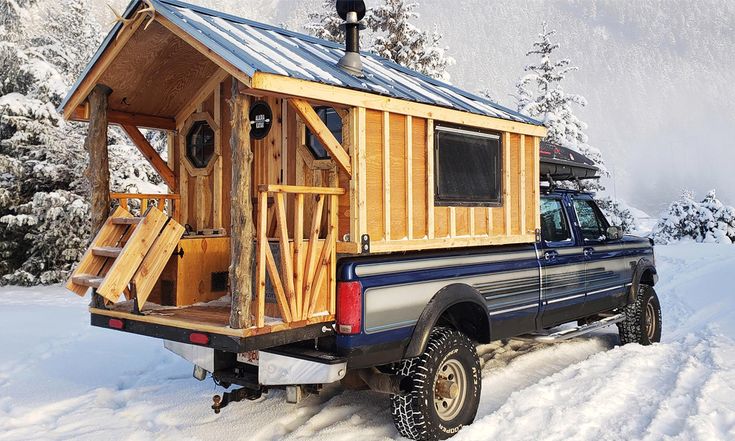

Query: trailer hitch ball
[212,395,223,414]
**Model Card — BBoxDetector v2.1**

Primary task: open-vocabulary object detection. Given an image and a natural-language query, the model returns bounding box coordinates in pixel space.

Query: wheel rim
[645,299,657,340]
[433,358,467,421]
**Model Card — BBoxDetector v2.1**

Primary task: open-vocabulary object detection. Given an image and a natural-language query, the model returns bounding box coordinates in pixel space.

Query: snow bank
[0,244,734,440]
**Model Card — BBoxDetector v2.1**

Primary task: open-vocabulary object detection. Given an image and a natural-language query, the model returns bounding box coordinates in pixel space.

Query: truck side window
[540,198,572,244]
[573,199,609,242]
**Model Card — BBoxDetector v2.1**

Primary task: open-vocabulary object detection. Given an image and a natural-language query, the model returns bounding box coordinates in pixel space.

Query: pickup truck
[145,185,661,441]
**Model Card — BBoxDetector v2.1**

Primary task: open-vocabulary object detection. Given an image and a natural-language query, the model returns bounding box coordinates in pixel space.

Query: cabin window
[186,121,215,169]
[305,107,342,160]
[434,125,502,206]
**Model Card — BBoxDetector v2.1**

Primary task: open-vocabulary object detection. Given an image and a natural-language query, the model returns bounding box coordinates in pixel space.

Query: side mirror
[606,226,623,241]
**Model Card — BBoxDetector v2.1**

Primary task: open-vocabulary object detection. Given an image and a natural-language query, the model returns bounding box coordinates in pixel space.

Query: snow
[1,244,734,440]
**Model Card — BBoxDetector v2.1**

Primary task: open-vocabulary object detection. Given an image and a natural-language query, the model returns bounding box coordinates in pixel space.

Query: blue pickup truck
[329,186,660,440]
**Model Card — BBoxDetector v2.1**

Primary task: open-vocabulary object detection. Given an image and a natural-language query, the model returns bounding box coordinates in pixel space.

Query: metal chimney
[336,0,366,76]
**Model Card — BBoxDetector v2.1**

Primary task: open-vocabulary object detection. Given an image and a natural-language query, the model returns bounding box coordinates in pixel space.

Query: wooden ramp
[67,206,185,308]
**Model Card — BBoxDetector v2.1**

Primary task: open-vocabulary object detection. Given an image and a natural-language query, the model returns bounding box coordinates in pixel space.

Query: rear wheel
[618,285,662,345]
[390,328,481,440]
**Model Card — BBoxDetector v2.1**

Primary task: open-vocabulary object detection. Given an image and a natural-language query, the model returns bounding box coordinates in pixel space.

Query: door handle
[544,251,558,261]
[583,247,594,257]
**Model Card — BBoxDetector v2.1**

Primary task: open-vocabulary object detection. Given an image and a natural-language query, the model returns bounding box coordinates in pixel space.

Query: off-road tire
[618,284,662,345]
[390,327,481,440]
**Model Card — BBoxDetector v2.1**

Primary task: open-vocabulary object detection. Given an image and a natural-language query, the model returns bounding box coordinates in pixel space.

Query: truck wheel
[390,327,481,440]
[618,285,662,345]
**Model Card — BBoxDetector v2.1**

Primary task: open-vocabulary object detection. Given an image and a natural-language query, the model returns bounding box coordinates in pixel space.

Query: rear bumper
[91,312,334,353]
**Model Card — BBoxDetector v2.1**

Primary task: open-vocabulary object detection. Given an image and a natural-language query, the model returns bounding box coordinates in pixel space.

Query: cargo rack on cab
[539,141,600,190]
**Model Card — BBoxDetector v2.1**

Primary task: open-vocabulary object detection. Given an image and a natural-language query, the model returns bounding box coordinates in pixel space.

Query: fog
[98,0,735,215]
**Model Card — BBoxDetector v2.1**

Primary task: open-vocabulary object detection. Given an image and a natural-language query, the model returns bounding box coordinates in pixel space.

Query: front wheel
[390,327,481,440]
[618,284,662,345]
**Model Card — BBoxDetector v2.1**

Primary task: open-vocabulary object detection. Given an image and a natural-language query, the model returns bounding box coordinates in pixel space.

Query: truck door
[538,195,587,328]
[571,196,630,315]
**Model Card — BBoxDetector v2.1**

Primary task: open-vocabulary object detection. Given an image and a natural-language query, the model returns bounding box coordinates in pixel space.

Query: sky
[98,0,735,215]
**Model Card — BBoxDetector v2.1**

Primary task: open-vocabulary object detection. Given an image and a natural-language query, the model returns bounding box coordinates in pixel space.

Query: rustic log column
[83,84,113,234]
[229,81,254,329]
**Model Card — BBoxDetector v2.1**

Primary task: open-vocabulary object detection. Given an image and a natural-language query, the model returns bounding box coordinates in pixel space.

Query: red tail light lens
[189,333,210,345]
[336,281,362,335]
[109,319,124,329]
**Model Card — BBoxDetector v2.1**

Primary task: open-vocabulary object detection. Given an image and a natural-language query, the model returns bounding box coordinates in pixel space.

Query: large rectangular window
[434,125,502,206]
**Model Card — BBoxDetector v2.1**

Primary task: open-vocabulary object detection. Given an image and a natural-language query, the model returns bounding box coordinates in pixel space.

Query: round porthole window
[186,120,215,168]
[250,101,272,140]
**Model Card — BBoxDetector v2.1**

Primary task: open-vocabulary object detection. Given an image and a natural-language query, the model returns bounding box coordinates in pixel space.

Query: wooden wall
[357,109,540,253]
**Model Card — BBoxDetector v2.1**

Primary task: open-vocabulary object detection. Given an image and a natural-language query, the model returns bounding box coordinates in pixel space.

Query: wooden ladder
[66,206,185,309]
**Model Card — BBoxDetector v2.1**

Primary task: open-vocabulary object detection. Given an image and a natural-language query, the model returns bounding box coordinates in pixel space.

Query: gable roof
[61,0,541,126]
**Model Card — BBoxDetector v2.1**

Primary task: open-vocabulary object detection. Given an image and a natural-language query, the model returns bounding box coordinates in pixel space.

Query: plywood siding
[358,112,539,253]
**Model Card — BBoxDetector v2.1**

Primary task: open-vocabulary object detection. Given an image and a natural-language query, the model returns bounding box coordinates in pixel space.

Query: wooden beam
[98,110,175,130]
[520,135,527,235]
[356,107,368,244]
[289,99,352,176]
[121,124,177,191]
[176,69,229,124]
[382,112,391,241]
[229,83,254,329]
[504,132,512,235]
[252,72,548,138]
[406,116,414,240]
[426,120,435,240]
[213,81,223,230]
[84,84,113,234]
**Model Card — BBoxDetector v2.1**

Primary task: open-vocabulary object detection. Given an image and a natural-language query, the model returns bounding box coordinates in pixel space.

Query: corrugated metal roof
[61,0,541,126]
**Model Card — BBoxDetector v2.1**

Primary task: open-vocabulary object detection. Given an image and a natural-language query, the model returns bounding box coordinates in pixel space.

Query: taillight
[109,319,124,329]
[336,281,362,335]
[189,333,210,345]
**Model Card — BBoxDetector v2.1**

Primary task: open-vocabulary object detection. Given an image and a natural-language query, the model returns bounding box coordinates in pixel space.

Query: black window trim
[571,196,610,244]
[434,123,503,207]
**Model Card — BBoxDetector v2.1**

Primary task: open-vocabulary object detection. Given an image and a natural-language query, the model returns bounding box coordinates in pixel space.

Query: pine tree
[304,0,345,43]
[369,0,454,81]
[516,22,606,189]
[652,190,735,244]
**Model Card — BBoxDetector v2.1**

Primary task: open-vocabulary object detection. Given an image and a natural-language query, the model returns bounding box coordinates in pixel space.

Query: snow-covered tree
[0,0,163,285]
[369,0,454,81]
[304,0,346,43]
[652,190,735,244]
[596,197,638,233]
[516,22,606,190]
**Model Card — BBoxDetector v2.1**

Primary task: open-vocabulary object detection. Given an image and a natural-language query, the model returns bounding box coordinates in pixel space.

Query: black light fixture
[336,0,366,76]
[249,101,273,140]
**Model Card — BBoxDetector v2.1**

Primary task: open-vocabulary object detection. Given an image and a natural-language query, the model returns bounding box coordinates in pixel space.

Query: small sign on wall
[249,101,272,140]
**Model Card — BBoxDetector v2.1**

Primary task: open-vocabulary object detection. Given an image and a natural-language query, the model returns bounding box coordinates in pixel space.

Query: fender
[403,283,490,358]
[628,257,658,303]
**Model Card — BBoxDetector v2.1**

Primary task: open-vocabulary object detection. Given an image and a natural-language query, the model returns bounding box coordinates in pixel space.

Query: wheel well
[640,268,656,286]
[435,302,491,344]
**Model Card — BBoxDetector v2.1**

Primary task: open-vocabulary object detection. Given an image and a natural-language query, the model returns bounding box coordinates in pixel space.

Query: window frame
[433,124,503,207]
[305,106,343,161]
[572,197,611,243]
[180,111,220,177]
[186,120,216,169]
[540,196,576,248]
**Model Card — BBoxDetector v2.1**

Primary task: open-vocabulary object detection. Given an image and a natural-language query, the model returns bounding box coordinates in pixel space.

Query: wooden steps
[66,207,185,307]
[91,246,123,258]
[71,274,104,289]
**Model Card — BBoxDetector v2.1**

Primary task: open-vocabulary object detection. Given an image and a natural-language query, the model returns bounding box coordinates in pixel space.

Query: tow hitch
[212,386,265,414]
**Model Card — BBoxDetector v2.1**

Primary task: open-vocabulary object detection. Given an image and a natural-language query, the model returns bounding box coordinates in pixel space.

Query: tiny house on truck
[61,0,548,437]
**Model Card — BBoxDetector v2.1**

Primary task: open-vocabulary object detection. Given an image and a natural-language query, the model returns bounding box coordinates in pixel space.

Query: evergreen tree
[652,190,735,244]
[304,0,345,43]
[516,22,606,189]
[369,0,454,81]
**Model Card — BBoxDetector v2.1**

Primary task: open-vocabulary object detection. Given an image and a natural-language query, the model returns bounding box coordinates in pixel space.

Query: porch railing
[110,193,181,220]
[254,185,344,328]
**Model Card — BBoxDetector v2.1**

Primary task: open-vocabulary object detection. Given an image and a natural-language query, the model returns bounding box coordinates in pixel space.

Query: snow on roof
[60,0,541,126]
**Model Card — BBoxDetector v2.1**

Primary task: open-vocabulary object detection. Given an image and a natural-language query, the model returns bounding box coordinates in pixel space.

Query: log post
[229,81,254,329]
[83,84,113,234]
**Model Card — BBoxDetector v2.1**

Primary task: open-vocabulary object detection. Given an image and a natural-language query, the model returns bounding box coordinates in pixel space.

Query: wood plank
[406,115,414,240]
[306,227,335,317]
[251,72,548,138]
[108,110,176,130]
[255,191,268,328]
[328,194,338,315]
[426,120,435,239]
[121,124,176,190]
[411,117,427,239]
[175,69,229,124]
[293,194,305,319]
[264,244,293,323]
[369,234,536,252]
[92,246,123,258]
[504,132,512,235]
[66,206,132,296]
[97,208,169,302]
[133,220,185,308]
[213,80,223,230]
[274,193,296,313]
[520,135,527,235]
[533,136,541,233]
[302,196,324,320]
[382,111,391,241]
[112,217,142,225]
[71,274,104,289]
[289,99,352,176]
[389,113,407,240]
[258,185,345,195]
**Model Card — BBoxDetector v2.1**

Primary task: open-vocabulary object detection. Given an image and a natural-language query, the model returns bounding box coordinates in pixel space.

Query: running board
[516,314,625,343]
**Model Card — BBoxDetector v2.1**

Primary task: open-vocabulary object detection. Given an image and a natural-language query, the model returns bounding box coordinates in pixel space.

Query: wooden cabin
[62,0,547,338]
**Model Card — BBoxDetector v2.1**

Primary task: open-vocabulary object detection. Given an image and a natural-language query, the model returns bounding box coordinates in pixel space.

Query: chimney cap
[336,0,366,22]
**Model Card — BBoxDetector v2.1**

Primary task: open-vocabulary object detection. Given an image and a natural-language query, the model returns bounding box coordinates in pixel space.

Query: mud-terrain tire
[618,284,662,345]
[390,328,481,440]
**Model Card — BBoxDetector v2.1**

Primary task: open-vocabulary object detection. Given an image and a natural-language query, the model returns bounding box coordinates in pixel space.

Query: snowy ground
[1,244,734,441]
